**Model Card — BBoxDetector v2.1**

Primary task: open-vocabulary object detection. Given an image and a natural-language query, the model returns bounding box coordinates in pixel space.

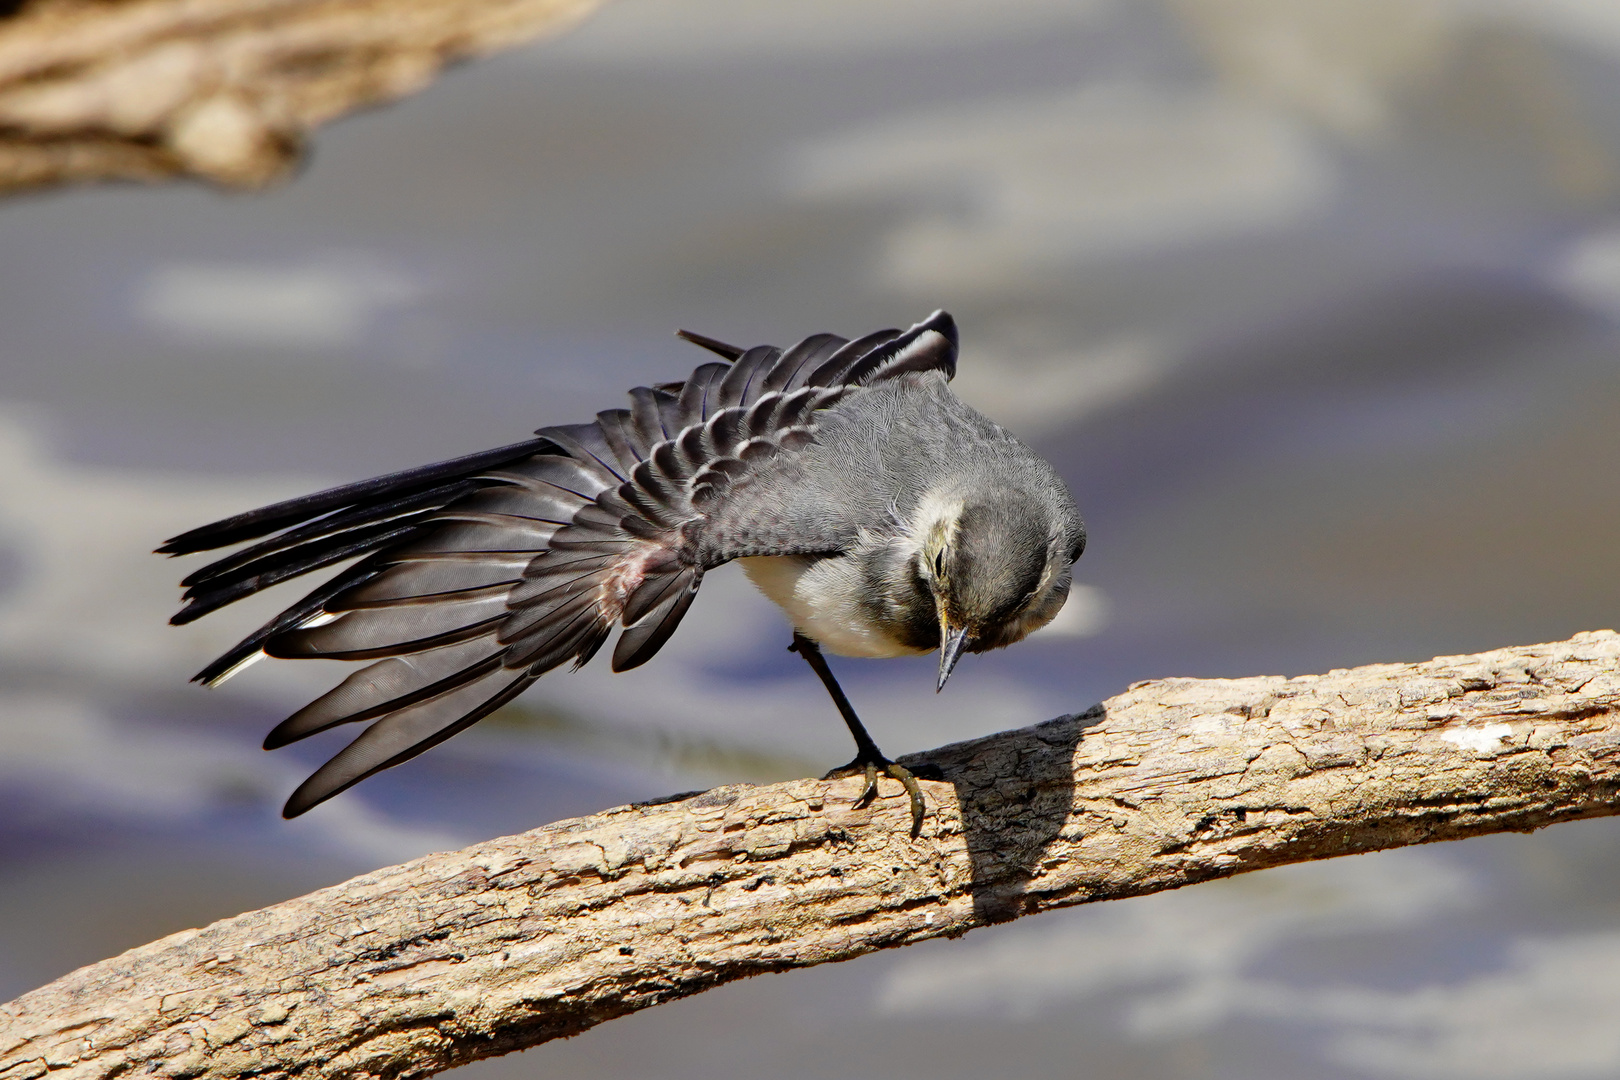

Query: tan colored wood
[0,0,604,192]
[3,630,1618,1079]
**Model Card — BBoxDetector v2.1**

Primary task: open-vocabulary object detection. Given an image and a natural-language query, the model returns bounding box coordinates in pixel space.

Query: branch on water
[0,0,605,194]
[3,631,1618,1079]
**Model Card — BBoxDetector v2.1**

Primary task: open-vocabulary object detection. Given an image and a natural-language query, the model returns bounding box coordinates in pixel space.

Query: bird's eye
[933,550,946,577]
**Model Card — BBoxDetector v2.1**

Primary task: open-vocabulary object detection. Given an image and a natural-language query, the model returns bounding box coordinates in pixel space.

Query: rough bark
[3,630,1619,1080]
[0,0,604,193]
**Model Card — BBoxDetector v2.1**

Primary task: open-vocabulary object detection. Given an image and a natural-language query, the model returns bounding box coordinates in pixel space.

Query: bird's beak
[937,624,970,692]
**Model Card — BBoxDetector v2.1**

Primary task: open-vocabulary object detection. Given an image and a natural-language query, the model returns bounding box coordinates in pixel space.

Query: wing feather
[158,437,553,555]
[171,520,425,625]
[281,667,537,818]
[191,557,389,686]
[264,636,505,748]
[612,567,701,672]
[177,481,478,590]
[266,601,509,660]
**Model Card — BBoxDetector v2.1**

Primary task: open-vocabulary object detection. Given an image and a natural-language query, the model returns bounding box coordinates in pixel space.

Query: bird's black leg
[789,632,927,837]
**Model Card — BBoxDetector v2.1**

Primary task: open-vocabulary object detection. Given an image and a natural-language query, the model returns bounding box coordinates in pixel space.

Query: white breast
[737,555,926,659]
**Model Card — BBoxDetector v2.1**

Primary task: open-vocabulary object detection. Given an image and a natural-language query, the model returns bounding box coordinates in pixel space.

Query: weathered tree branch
[3,631,1618,1079]
[0,0,604,193]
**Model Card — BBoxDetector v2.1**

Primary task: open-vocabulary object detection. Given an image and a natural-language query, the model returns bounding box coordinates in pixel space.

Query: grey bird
[161,311,1085,832]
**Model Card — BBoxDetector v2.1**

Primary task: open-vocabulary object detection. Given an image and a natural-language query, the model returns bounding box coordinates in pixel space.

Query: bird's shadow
[908,703,1105,925]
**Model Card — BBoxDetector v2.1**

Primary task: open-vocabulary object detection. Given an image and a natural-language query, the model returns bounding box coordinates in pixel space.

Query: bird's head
[914,486,1085,691]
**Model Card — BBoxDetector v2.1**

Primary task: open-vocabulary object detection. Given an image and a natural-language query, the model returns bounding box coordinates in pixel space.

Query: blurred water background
[4,0,1620,1076]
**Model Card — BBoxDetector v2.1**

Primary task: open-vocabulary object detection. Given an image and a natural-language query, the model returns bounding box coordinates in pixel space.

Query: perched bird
[161,311,1085,833]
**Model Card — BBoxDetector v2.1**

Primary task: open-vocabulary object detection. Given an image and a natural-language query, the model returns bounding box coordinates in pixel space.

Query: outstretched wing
[165,310,959,816]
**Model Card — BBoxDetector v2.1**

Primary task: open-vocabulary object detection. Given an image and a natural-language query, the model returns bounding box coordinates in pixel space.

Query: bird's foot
[823,752,941,838]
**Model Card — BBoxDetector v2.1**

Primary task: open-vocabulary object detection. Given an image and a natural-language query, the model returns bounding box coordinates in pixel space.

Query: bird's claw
[825,753,929,837]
